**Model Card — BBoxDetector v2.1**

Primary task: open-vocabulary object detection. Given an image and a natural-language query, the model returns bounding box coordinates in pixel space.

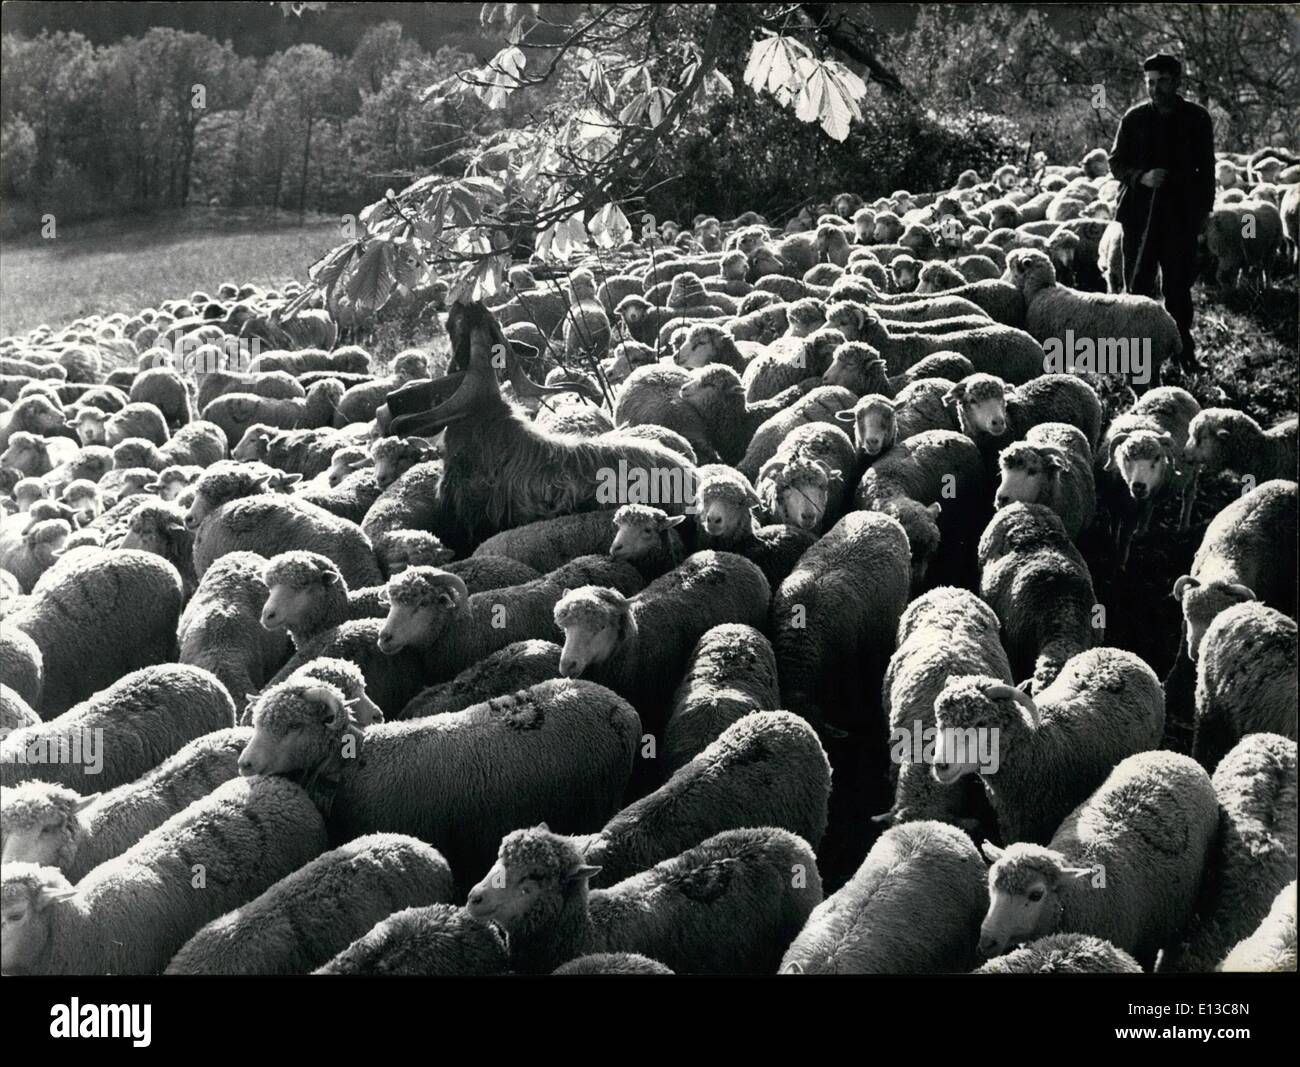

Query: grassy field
[0,208,343,338]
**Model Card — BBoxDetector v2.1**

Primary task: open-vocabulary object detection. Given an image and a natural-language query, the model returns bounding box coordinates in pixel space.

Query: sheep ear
[36,884,79,907]
[142,481,161,492]
[435,590,458,610]
[1063,866,1095,880]
[663,514,686,528]
[73,793,101,813]
[980,841,1005,863]
[563,864,602,885]
[321,570,340,586]
[926,502,942,519]
[165,519,185,534]
[346,457,369,471]
[536,821,550,832]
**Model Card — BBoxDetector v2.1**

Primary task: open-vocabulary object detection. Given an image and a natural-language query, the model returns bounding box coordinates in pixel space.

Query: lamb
[879,587,1013,831]
[691,465,817,590]
[268,556,641,716]
[238,677,641,886]
[737,386,858,482]
[119,499,196,599]
[664,624,780,772]
[1005,247,1183,371]
[397,639,562,720]
[1,663,236,792]
[780,820,989,974]
[1219,881,1297,972]
[192,492,382,590]
[1183,409,1297,484]
[1192,603,1297,769]
[1173,479,1297,661]
[570,711,829,888]
[6,549,184,718]
[932,648,1164,847]
[975,934,1143,974]
[315,903,509,976]
[0,775,327,974]
[178,551,292,718]
[0,729,250,880]
[471,509,626,574]
[994,423,1096,539]
[977,503,1100,692]
[466,824,822,974]
[165,834,454,975]
[977,751,1219,969]
[1160,733,1297,973]
[1099,385,1202,564]
[855,429,988,589]
[553,551,770,740]
[771,510,911,734]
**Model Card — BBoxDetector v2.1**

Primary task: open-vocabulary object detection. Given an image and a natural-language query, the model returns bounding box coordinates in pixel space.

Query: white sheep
[314,903,509,975]
[1184,408,1297,484]
[978,750,1218,969]
[1,775,327,974]
[994,422,1096,539]
[1218,881,1296,972]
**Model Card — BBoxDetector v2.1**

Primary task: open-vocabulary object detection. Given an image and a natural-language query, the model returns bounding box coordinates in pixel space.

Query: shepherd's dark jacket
[1108,96,1215,230]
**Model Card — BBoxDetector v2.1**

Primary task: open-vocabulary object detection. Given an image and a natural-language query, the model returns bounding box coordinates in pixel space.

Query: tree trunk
[299,114,314,224]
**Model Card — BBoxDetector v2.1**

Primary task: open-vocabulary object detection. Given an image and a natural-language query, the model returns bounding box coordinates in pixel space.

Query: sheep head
[1172,575,1257,660]
[759,456,836,532]
[824,342,887,395]
[825,300,868,342]
[1105,429,1176,500]
[837,394,896,457]
[553,585,634,677]
[467,824,600,936]
[261,550,348,640]
[288,657,384,728]
[996,442,1066,509]
[239,680,362,781]
[377,566,468,655]
[675,323,733,369]
[1004,248,1057,298]
[693,467,760,543]
[1,782,100,872]
[610,504,684,563]
[945,374,1012,437]
[785,298,827,339]
[0,863,80,974]
[932,675,1039,785]
[0,433,47,476]
[376,530,454,574]
[978,842,1091,958]
[327,446,371,488]
[370,435,438,489]
[119,502,187,558]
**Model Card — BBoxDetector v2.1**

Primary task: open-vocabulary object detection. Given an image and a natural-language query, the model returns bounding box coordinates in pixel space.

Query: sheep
[0,728,250,879]
[119,499,196,599]
[334,351,430,427]
[239,677,641,887]
[1005,247,1183,375]
[183,459,300,529]
[0,518,71,593]
[946,372,1104,458]
[165,833,454,975]
[259,550,394,648]
[280,656,385,729]
[737,386,858,483]
[195,365,305,410]
[178,551,292,718]
[192,492,381,590]
[201,380,343,444]
[975,933,1143,973]
[104,401,170,447]
[1,431,78,479]
[554,952,674,974]
[314,903,509,975]
[1219,881,1297,972]
[1191,603,1297,769]
[397,639,562,720]
[1159,733,1297,973]
[1184,409,1298,484]
[771,510,911,735]
[864,277,1027,329]
[729,301,790,344]
[571,711,829,888]
[1099,386,1202,564]
[471,508,626,573]
[780,820,989,974]
[293,465,383,525]
[977,751,1219,969]
[2,394,71,449]
[231,424,355,479]
[977,503,1100,692]
[1203,200,1285,288]
[601,339,657,384]
[837,381,961,460]
[1174,479,1298,662]
[128,367,192,430]
[1,663,235,792]
[0,775,327,975]
[756,422,857,535]
[879,588,1013,831]
[466,824,822,974]
[855,306,1044,383]
[674,321,761,373]
[608,503,687,578]
[664,623,779,772]
[443,554,543,594]
[672,363,821,464]
[373,528,454,575]
[691,464,817,590]
[59,478,103,525]
[855,429,988,590]
[6,549,184,718]
[994,422,1096,539]
[741,325,844,403]
[553,551,769,737]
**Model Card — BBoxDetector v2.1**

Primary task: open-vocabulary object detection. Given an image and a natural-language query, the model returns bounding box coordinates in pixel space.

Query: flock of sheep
[0,142,1297,977]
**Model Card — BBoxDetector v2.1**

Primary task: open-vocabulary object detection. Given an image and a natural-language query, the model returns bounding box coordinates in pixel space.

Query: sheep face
[0,783,97,870]
[996,445,1063,509]
[949,379,1010,437]
[695,482,757,541]
[839,397,895,457]
[156,471,192,502]
[120,511,183,557]
[766,465,832,532]
[1182,414,1229,472]
[239,684,349,778]
[371,438,435,489]
[825,303,866,342]
[1108,431,1175,501]
[615,297,651,327]
[467,826,598,933]
[232,427,275,463]
[978,843,1089,958]
[377,568,466,655]
[376,532,453,574]
[1,865,77,974]
[553,587,629,677]
[815,226,851,267]
[261,576,331,634]
[0,435,47,477]
[676,328,726,370]
[890,258,921,292]
[610,508,682,563]
[14,479,47,511]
